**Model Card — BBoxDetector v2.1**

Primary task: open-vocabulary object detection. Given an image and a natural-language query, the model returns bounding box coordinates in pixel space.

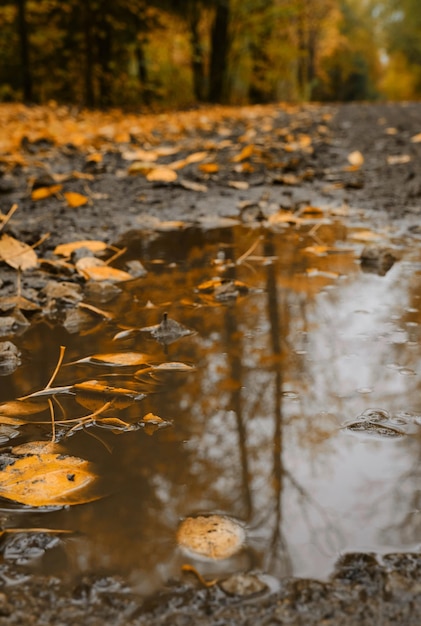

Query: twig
[48,398,56,443]
[45,346,66,390]
[236,236,263,265]
[181,564,218,587]
[0,203,18,232]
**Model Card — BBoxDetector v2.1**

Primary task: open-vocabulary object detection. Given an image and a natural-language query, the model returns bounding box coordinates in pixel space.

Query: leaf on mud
[54,240,108,257]
[64,192,89,208]
[228,181,249,190]
[0,453,101,507]
[349,229,382,242]
[122,148,158,162]
[31,184,62,201]
[199,163,219,174]
[179,179,208,192]
[0,295,40,313]
[267,211,302,227]
[347,150,364,167]
[127,160,156,175]
[75,258,131,282]
[177,515,246,560]
[386,154,411,165]
[0,234,38,270]
[146,167,178,182]
[232,144,254,162]
[411,132,421,143]
[72,352,152,367]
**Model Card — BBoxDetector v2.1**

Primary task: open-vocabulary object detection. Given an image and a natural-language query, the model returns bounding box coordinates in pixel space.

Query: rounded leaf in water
[177,514,245,560]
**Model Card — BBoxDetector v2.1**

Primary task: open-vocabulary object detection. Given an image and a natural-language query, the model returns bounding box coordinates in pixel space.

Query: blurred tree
[381,0,421,97]
[315,0,380,100]
[16,0,32,101]
[209,0,231,102]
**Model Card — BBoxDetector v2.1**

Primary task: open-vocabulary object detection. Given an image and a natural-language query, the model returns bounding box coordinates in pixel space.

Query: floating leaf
[54,240,108,257]
[0,399,48,420]
[72,352,152,367]
[0,453,101,507]
[177,515,246,560]
[151,362,196,372]
[75,258,132,282]
[64,192,89,208]
[74,380,145,402]
[0,234,37,270]
[141,313,195,345]
[31,184,62,201]
[19,386,74,400]
[344,420,405,438]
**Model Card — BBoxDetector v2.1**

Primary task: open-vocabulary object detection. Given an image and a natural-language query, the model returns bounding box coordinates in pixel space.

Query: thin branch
[45,346,66,389]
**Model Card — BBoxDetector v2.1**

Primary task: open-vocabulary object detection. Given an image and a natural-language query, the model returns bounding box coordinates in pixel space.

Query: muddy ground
[1,101,421,624]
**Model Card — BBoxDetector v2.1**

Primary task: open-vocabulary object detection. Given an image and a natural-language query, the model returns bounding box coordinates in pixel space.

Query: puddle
[1,215,421,594]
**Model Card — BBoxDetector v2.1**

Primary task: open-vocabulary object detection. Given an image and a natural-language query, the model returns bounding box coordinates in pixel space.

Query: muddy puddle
[1,211,421,596]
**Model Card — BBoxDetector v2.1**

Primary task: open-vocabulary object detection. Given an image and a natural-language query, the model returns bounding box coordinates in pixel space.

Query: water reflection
[1,218,421,593]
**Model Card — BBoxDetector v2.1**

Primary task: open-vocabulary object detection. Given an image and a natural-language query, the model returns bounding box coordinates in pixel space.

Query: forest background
[1,0,420,109]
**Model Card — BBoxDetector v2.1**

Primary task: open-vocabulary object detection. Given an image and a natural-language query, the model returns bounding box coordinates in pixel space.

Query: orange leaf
[31,184,62,201]
[232,144,254,162]
[64,192,89,208]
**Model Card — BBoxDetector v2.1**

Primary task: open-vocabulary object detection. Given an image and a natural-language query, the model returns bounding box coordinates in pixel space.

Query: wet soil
[1,101,421,624]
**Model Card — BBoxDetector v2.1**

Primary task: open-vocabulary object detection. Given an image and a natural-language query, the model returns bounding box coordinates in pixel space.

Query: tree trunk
[97,13,113,108]
[208,0,230,102]
[16,0,32,102]
[83,3,95,108]
[189,5,206,101]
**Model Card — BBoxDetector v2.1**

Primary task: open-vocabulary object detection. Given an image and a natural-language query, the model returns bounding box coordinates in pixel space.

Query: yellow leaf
[142,412,165,423]
[54,240,107,257]
[75,352,152,367]
[128,161,156,175]
[75,257,131,282]
[199,163,219,174]
[232,144,254,162]
[64,192,89,208]
[411,132,421,143]
[146,167,178,182]
[0,234,38,270]
[0,453,101,507]
[185,151,208,164]
[31,184,62,201]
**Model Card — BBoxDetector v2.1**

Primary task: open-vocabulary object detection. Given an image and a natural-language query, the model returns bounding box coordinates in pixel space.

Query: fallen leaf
[140,313,195,344]
[73,352,152,367]
[31,184,62,201]
[74,379,145,401]
[387,154,411,165]
[64,191,89,208]
[228,181,249,190]
[0,234,38,270]
[75,258,132,282]
[151,362,196,372]
[0,453,101,507]
[347,150,364,167]
[179,179,208,192]
[411,132,421,143]
[232,144,254,162]
[199,163,219,174]
[146,167,178,182]
[177,515,246,560]
[54,240,108,257]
